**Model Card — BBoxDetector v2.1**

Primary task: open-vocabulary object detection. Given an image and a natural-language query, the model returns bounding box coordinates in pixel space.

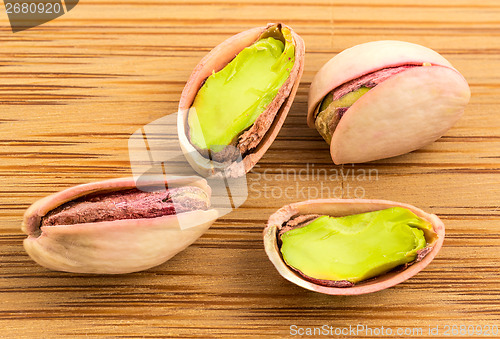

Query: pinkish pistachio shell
[307,41,470,165]
[307,40,456,125]
[263,199,445,295]
[22,176,218,274]
[178,23,305,177]
[331,66,470,164]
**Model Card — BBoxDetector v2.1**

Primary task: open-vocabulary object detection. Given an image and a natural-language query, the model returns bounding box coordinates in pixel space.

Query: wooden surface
[1,0,499,338]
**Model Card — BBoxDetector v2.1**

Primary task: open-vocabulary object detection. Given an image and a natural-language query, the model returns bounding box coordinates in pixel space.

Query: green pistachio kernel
[280,207,435,284]
[315,86,370,144]
[188,29,295,153]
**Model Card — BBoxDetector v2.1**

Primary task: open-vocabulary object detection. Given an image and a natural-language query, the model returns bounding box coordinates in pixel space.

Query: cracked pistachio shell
[22,176,218,274]
[178,23,305,177]
[308,40,471,164]
[263,199,445,295]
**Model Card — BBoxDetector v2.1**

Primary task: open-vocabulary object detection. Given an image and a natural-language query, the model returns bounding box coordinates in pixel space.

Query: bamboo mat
[0,0,499,338]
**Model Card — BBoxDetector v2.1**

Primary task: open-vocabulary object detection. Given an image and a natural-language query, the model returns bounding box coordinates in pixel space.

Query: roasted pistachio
[308,40,471,164]
[280,207,435,286]
[22,176,218,274]
[179,23,305,177]
[264,199,445,295]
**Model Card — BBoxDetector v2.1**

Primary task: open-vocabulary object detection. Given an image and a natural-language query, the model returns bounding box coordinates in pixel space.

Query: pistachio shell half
[178,23,305,177]
[308,40,471,164]
[22,176,218,274]
[263,199,445,295]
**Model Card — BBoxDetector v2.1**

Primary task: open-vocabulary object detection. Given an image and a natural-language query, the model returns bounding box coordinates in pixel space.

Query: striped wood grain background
[0,0,499,337]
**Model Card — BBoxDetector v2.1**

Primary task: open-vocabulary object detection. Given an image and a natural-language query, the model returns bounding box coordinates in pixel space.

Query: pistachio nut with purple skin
[178,23,305,177]
[22,176,218,274]
[264,199,445,295]
[308,40,471,164]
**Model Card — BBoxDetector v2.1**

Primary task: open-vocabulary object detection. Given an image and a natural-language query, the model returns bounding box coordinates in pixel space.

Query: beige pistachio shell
[178,23,305,177]
[307,40,471,164]
[263,199,445,295]
[22,176,218,274]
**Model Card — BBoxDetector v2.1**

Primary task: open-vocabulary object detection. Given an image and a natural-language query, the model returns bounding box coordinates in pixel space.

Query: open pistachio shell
[178,23,305,177]
[308,40,471,164]
[263,199,445,295]
[22,176,218,274]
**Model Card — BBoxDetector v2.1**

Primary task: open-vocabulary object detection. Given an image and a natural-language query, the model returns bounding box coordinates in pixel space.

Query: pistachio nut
[308,40,471,164]
[22,176,218,274]
[178,23,305,177]
[263,199,444,295]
